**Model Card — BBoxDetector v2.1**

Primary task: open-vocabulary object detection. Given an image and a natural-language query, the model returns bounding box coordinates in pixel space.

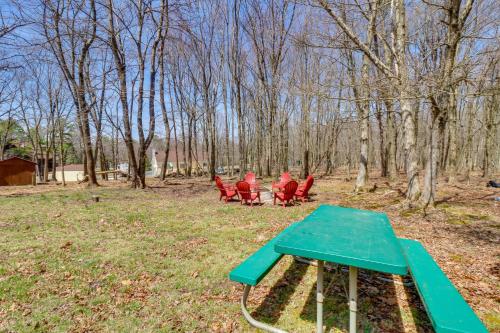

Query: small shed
[0,157,36,186]
[55,164,85,182]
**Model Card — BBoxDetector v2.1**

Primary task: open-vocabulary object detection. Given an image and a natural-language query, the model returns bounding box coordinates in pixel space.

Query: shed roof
[0,156,36,165]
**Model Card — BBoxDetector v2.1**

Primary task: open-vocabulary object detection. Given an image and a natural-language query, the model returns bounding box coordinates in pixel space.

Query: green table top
[274,205,408,275]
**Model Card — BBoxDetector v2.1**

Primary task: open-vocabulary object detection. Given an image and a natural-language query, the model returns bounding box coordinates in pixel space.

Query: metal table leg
[349,266,358,333]
[241,285,288,333]
[317,260,324,333]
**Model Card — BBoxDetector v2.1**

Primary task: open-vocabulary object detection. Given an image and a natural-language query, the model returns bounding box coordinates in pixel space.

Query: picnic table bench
[399,238,488,333]
[229,206,489,333]
[229,222,300,333]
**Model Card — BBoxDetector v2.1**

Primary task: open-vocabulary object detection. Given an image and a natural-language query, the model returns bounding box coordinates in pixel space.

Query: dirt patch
[147,178,214,198]
[0,177,216,199]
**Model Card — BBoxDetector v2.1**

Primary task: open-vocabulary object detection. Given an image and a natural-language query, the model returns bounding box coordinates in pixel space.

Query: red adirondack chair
[272,172,292,191]
[244,172,258,189]
[215,176,238,202]
[236,181,261,206]
[295,175,314,202]
[274,180,298,207]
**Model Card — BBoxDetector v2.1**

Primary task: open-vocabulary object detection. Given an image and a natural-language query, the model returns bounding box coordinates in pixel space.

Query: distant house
[55,164,85,182]
[151,150,167,176]
[118,162,129,174]
[0,157,36,186]
[151,148,207,177]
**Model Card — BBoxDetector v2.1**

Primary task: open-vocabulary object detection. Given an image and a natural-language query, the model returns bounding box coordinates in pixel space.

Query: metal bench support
[241,285,288,333]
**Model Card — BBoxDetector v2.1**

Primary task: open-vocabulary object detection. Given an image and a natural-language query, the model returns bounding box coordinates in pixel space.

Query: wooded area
[0,0,498,207]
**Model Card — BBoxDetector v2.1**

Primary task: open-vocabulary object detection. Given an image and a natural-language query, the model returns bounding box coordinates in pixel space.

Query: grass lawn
[0,175,498,332]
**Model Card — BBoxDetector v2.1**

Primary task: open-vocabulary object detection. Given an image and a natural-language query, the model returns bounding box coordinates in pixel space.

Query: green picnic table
[275,205,407,333]
[229,204,489,333]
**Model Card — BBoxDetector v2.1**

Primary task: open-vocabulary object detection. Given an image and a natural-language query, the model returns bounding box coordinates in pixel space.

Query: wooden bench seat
[399,238,489,333]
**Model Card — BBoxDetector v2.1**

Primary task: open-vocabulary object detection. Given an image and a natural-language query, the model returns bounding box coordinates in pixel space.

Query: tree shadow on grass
[446,223,499,246]
[241,202,265,207]
[299,267,407,332]
[252,260,309,324]
[426,213,500,246]
[435,190,497,204]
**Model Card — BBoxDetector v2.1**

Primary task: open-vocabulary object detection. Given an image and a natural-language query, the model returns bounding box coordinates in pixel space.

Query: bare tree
[41,0,99,186]
[106,0,167,188]
[317,0,422,202]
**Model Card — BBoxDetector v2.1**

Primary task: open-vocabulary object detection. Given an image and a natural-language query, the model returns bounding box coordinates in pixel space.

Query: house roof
[56,164,85,172]
[154,147,205,164]
[0,156,36,165]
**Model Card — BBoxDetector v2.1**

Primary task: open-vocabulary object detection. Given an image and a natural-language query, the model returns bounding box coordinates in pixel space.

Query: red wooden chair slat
[295,175,314,202]
[243,172,258,190]
[272,172,292,190]
[236,181,260,207]
[274,180,298,207]
[215,176,238,203]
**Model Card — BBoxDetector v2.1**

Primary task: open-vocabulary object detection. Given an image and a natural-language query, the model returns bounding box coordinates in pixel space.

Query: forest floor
[0,172,498,332]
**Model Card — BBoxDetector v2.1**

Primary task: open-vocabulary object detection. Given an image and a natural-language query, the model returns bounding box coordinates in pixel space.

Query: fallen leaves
[121,279,132,286]
[0,175,497,332]
[60,241,72,250]
[209,319,238,333]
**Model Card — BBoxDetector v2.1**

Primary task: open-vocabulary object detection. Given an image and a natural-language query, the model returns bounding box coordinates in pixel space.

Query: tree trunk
[222,66,231,175]
[236,81,245,177]
[482,91,497,177]
[301,105,310,179]
[400,96,421,201]
[107,0,138,186]
[376,102,386,177]
[282,116,289,172]
[447,87,458,182]
[179,104,187,176]
[159,35,170,180]
[43,149,49,182]
[349,2,377,192]
[395,0,420,201]
[187,115,193,177]
[385,100,397,180]
[463,99,474,183]
[421,109,442,208]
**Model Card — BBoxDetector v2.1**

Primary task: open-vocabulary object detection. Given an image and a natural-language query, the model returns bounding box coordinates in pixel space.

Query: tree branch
[317,0,394,77]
